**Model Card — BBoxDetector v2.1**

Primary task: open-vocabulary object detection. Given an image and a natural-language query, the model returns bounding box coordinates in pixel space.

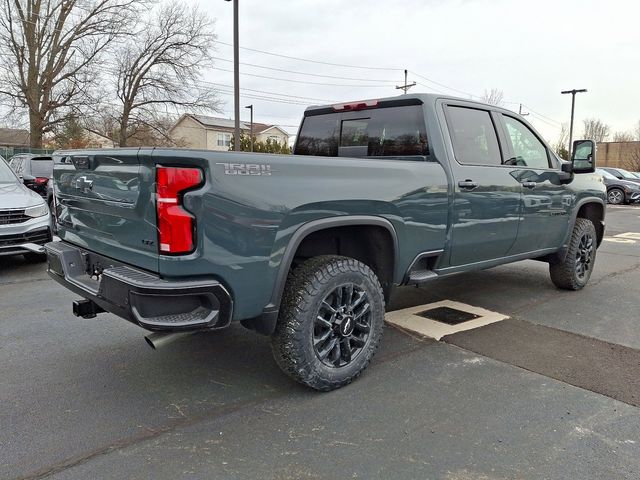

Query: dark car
[8,154,54,207]
[597,168,640,204]
[599,167,640,185]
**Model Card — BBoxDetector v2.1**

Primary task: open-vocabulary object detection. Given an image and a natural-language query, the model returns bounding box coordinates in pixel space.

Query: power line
[211,56,399,83]
[209,66,392,88]
[216,41,403,72]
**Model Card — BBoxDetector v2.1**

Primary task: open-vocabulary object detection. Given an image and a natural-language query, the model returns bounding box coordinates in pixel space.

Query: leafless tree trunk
[114,1,220,147]
[480,88,504,106]
[0,0,146,148]
[582,118,610,143]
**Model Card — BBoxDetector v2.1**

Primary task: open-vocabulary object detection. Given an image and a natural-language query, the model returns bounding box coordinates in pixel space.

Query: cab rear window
[295,105,429,159]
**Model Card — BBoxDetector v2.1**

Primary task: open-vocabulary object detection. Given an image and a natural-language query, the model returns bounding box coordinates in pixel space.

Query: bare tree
[552,123,569,159]
[624,146,640,172]
[613,131,634,142]
[0,0,146,148]
[480,88,504,106]
[635,120,640,141]
[114,1,219,147]
[582,118,610,143]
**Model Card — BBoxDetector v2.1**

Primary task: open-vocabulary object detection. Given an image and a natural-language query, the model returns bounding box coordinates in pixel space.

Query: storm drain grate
[415,306,481,325]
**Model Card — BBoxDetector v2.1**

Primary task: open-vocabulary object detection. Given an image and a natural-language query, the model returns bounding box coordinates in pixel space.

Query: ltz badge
[216,163,273,176]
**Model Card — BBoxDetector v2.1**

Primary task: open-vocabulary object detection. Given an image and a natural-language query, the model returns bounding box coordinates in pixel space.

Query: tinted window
[502,116,550,169]
[295,105,428,158]
[447,106,501,166]
[30,158,53,177]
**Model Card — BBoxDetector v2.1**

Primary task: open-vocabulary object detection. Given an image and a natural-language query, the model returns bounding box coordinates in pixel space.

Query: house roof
[0,128,30,147]
[175,114,289,136]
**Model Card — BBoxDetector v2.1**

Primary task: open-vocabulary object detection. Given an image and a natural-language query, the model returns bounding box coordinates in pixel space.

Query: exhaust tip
[144,335,157,350]
[144,331,191,350]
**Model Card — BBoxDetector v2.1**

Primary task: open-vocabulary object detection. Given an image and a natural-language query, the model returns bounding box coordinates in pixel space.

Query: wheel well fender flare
[554,198,605,263]
[266,215,399,312]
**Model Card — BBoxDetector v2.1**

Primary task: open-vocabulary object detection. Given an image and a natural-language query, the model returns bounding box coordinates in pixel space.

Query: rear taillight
[35,177,49,185]
[156,166,203,254]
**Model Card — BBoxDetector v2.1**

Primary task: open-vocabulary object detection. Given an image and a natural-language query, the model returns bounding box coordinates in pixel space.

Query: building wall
[597,141,640,169]
[206,129,234,151]
[170,117,207,149]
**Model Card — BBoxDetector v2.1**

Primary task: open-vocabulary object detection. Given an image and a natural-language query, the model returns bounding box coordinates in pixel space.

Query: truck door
[498,114,573,253]
[444,104,522,266]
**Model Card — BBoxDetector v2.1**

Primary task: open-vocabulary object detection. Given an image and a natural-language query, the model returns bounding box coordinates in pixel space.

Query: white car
[0,157,51,261]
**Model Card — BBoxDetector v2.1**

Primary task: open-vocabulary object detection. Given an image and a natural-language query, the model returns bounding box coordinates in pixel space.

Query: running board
[408,269,438,284]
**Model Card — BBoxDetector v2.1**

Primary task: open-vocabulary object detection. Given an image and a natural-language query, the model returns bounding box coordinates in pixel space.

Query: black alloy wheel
[575,232,594,281]
[313,283,372,368]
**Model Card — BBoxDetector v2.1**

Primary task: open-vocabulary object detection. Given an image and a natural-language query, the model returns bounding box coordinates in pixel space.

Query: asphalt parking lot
[2,206,640,480]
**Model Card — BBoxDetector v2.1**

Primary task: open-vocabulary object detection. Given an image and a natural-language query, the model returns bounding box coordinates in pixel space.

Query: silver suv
[0,157,51,261]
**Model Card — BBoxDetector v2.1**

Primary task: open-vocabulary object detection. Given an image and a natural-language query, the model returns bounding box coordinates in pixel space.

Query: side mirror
[558,161,574,184]
[571,139,596,174]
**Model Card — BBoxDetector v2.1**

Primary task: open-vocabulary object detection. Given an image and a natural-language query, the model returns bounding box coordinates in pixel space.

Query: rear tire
[271,255,385,391]
[607,188,624,205]
[549,218,597,290]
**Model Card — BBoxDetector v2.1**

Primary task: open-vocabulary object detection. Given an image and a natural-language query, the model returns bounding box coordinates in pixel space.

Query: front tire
[549,218,597,290]
[271,255,385,391]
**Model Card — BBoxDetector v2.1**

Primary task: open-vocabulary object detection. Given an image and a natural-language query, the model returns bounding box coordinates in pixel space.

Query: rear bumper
[45,241,233,332]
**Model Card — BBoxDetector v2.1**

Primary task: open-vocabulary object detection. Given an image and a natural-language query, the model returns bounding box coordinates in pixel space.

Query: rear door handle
[458,180,479,191]
[522,181,537,189]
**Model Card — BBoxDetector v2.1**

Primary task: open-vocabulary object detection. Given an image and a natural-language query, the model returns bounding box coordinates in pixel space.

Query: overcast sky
[201,0,640,142]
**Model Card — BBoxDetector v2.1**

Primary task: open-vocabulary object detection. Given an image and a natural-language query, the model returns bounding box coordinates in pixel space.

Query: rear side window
[9,156,26,174]
[446,106,501,166]
[295,105,429,158]
[30,158,54,177]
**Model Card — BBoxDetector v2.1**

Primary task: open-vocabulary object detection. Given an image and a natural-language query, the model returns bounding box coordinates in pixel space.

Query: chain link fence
[0,147,55,160]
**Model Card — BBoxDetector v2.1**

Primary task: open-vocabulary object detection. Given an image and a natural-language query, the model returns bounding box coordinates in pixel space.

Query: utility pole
[245,104,253,152]
[225,0,241,151]
[518,104,529,116]
[395,69,416,94]
[561,89,587,158]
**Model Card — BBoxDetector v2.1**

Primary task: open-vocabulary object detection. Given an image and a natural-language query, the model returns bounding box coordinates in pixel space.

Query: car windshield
[597,169,617,180]
[616,168,638,180]
[0,158,19,184]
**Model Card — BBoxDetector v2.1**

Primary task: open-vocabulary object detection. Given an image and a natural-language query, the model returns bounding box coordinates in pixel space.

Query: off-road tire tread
[549,218,597,290]
[271,255,385,391]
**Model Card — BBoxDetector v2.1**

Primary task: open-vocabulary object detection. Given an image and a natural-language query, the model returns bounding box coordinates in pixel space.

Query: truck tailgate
[53,149,158,272]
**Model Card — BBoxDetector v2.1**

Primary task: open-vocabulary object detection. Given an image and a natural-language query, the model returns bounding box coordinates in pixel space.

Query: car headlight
[24,203,49,218]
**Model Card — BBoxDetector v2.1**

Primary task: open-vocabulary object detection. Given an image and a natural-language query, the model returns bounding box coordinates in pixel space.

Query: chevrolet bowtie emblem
[74,176,93,193]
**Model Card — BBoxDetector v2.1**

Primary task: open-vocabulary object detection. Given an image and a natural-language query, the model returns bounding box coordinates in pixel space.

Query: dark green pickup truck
[46,94,606,390]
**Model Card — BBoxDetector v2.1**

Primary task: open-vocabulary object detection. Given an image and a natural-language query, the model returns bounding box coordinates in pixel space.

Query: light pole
[245,104,253,152]
[561,88,587,158]
[225,0,241,151]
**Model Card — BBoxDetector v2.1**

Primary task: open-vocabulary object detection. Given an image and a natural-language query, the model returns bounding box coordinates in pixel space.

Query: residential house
[0,128,30,149]
[169,114,290,151]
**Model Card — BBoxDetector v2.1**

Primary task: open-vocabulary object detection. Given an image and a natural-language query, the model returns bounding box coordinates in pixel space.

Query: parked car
[45,94,606,391]
[597,168,640,204]
[599,167,640,185]
[0,157,51,261]
[7,154,54,207]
